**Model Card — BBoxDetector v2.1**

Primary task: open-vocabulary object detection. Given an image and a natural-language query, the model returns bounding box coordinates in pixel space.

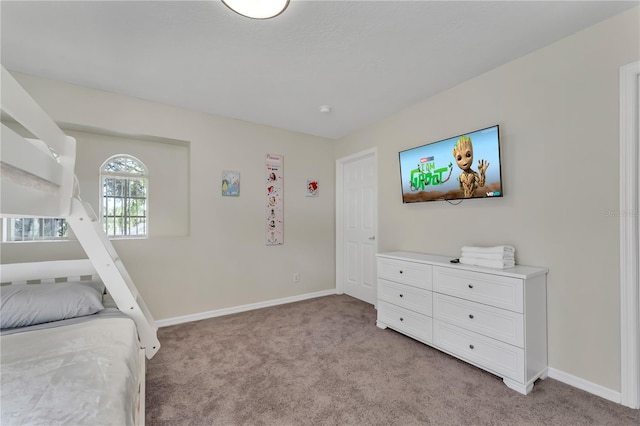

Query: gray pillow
[0,281,104,329]
[78,280,106,296]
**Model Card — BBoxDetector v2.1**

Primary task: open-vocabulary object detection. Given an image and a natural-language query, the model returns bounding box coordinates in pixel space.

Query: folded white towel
[459,252,514,261]
[459,257,515,269]
[461,245,515,255]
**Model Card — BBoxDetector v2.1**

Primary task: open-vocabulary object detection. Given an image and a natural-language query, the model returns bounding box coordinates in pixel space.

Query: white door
[336,149,377,305]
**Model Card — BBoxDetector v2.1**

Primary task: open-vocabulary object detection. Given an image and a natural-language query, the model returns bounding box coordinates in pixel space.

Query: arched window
[100,155,148,238]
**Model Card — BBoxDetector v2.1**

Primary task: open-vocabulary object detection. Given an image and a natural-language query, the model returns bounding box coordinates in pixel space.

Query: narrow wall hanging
[266,154,284,245]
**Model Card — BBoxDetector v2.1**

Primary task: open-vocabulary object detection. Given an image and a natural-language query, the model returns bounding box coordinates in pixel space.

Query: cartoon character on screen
[452,135,489,198]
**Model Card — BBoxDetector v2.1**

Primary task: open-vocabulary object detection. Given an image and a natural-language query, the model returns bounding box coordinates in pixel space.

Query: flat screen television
[399,125,503,203]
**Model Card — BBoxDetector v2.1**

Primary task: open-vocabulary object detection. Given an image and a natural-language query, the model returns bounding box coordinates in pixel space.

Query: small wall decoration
[221,170,240,196]
[266,154,284,245]
[306,179,319,197]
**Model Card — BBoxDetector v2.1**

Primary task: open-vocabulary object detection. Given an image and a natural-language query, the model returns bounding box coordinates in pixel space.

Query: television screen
[399,125,503,203]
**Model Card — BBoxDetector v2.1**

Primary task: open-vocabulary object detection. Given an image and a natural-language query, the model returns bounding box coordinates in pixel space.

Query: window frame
[99,155,149,239]
[3,217,69,242]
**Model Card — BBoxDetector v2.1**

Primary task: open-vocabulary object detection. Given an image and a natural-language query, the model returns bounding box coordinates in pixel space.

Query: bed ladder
[67,198,161,359]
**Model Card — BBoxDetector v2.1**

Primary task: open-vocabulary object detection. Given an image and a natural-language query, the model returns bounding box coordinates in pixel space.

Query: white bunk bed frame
[0,65,160,359]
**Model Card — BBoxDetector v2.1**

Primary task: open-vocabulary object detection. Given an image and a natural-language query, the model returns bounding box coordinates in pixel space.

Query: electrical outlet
[293,272,300,283]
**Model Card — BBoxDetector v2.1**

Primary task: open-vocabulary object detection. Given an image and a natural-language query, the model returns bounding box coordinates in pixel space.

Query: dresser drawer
[433,320,525,383]
[378,258,432,290]
[433,267,524,313]
[378,279,433,316]
[433,293,524,347]
[377,300,433,344]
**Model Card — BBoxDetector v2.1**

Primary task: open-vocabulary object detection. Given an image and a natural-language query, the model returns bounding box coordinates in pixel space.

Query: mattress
[0,316,141,426]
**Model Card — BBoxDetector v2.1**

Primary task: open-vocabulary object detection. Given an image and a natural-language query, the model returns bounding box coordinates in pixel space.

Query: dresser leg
[376,321,388,330]
[503,378,534,395]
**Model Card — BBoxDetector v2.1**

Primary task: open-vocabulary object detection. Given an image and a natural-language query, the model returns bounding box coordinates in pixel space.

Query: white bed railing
[0,259,97,284]
[1,66,76,218]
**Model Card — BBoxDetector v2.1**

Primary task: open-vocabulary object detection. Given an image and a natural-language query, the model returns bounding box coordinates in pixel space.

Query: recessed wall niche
[68,127,190,238]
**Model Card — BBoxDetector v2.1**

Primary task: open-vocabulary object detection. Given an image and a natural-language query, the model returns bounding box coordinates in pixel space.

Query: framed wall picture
[306,179,319,197]
[222,170,240,196]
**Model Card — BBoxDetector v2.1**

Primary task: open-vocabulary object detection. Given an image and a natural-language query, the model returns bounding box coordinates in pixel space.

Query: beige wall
[1,72,337,321]
[336,8,640,390]
[336,7,639,392]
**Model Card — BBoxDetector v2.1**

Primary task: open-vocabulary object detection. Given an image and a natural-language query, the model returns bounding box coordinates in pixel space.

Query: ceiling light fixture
[319,105,332,113]
[221,0,290,20]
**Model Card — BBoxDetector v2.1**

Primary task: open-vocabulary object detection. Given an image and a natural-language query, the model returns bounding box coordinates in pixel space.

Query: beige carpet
[146,295,640,425]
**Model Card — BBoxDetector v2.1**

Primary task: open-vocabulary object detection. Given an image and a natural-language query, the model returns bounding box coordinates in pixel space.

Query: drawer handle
[400,317,404,322]
[468,284,474,289]
[399,294,403,298]
[469,344,475,350]
[399,270,404,274]
[468,314,474,319]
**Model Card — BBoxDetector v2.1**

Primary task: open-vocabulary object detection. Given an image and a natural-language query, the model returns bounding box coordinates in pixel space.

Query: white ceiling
[1,1,637,139]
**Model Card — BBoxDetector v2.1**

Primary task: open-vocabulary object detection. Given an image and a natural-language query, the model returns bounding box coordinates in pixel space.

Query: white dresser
[376,251,548,395]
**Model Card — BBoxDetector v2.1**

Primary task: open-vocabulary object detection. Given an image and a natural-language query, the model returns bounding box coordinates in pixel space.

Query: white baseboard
[155,289,337,328]
[547,367,621,404]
